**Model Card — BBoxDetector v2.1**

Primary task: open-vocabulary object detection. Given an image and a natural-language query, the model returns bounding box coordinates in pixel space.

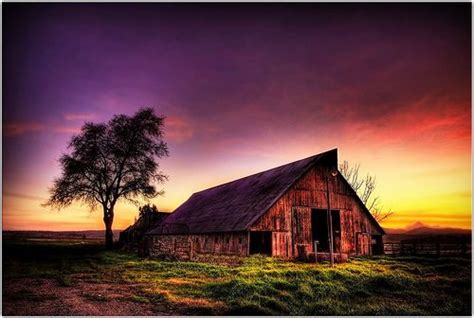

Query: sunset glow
[3,3,471,231]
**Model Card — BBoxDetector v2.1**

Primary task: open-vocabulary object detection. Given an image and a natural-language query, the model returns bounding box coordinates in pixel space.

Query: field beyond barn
[3,237,472,315]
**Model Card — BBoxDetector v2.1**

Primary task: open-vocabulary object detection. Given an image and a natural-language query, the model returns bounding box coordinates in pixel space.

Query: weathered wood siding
[251,165,383,257]
[148,232,248,260]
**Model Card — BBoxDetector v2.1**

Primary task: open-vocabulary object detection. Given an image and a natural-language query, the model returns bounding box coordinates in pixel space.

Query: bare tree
[339,161,393,222]
[44,108,169,248]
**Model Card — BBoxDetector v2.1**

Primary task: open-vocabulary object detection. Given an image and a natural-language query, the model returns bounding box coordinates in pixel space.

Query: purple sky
[3,3,471,230]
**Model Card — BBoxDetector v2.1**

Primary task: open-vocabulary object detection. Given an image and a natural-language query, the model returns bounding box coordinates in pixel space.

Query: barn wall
[250,165,383,257]
[148,232,248,259]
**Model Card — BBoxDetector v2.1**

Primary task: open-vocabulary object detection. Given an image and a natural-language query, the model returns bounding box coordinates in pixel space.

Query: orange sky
[3,3,471,231]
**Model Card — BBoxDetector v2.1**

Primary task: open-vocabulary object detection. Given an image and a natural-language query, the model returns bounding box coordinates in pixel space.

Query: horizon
[3,3,471,231]
[4,220,472,233]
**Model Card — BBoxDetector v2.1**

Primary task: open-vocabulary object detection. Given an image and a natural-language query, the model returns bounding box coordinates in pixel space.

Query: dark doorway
[312,209,329,251]
[311,209,341,252]
[249,231,272,256]
[371,235,384,255]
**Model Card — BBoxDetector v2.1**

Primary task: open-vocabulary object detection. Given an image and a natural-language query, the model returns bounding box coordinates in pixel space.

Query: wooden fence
[384,241,471,256]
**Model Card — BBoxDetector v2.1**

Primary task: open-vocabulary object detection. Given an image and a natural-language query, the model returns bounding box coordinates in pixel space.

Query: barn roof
[148,149,339,235]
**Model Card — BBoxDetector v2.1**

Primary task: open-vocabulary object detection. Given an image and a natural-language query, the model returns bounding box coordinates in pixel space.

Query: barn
[146,149,385,261]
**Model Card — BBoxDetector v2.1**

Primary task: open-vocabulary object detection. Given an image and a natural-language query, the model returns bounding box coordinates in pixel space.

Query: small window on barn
[238,237,243,244]
[215,237,218,243]
[226,237,229,244]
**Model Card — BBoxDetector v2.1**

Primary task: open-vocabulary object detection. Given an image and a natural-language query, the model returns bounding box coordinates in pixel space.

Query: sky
[3,3,471,231]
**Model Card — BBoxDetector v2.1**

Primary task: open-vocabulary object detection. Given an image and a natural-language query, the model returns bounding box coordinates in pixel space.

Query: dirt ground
[3,277,172,316]
[3,237,471,316]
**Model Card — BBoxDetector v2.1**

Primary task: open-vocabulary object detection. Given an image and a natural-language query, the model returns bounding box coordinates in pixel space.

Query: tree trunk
[103,206,115,249]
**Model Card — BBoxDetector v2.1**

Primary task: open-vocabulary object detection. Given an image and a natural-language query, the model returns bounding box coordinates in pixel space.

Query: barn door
[291,207,311,258]
[356,233,370,255]
[249,231,272,256]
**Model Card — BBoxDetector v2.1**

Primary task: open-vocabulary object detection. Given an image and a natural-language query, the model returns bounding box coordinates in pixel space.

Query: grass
[3,237,472,315]
[130,295,151,303]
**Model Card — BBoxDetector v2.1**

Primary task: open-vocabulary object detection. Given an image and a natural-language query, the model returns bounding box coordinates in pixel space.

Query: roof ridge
[191,149,336,196]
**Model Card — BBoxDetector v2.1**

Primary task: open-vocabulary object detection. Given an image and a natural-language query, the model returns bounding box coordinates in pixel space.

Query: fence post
[401,242,404,256]
[314,241,318,263]
[461,242,467,256]
[436,243,440,257]
[189,237,193,260]
[413,242,417,255]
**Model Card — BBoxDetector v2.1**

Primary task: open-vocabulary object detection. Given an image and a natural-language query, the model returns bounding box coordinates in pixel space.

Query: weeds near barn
[3,237,471,315]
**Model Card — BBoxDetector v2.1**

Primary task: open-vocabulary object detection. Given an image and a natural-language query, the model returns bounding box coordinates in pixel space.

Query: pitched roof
[148,149,338,235]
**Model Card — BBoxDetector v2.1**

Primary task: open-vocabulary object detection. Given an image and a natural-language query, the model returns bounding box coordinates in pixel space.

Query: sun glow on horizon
[3,143,471,231]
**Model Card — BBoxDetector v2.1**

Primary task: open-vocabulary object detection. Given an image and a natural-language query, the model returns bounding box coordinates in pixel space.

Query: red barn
[147,149,384,260]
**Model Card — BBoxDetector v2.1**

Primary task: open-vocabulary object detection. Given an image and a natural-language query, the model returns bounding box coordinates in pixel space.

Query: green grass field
[3,238,472,315]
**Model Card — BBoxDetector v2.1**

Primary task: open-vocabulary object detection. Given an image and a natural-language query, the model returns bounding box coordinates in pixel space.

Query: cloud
[4,191,46,201]
[4,122,46,136]
[339,95,471,150]
[64,112,97,121]
[54,126,82,134]
[4,121,81,137]
[165,116,194,143]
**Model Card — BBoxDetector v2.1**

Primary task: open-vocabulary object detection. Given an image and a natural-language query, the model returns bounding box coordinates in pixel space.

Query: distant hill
[383,221,427,234]
[404,226,471,236]
[383,222,471,243]
[384,228,407,234]
[384,222,471,235]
